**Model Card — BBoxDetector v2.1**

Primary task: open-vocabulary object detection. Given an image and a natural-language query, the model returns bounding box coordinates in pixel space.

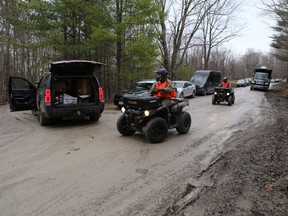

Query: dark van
[190,70,222,95]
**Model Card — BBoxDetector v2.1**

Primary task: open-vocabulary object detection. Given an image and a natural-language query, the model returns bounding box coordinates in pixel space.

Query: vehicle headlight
[226,93,230,96]
[214,92,217,95]
[264,82,269,85]
[251,81,255,84]
[121,107,126,113]
[144,110,150,117]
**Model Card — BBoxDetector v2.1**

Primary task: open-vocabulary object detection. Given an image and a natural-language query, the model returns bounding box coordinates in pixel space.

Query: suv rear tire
[39,112,50,126]
[89,115,100,121]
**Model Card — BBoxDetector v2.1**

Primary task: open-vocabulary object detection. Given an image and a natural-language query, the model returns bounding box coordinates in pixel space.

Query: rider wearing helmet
[220,77,230,88]
[150,67,174,105]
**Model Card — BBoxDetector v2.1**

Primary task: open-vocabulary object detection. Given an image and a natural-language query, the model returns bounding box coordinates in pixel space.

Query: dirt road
[0,85,284,216]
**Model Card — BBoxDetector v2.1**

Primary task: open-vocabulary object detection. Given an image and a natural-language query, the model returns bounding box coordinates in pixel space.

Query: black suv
[8,60,105,126]
[114,79,155,108]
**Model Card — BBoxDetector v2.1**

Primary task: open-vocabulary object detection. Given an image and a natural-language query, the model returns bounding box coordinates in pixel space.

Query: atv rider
[220,77,230,88]
[150,67,174,106]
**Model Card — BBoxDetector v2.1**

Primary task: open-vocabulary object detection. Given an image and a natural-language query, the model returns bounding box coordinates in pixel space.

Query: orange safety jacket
[154,81,176,99]
[221,81,230,88]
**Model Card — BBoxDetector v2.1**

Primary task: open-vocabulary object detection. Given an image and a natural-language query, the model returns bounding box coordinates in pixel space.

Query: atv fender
[170,98,189,114]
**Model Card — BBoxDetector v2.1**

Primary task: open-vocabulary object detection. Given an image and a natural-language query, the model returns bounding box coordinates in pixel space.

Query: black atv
[117,93,191,143]
[212,87,235,106]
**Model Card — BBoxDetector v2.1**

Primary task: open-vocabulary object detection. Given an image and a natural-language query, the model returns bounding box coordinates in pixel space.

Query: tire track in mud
[70,91,274,216]
[0,108,40,149]
[1,173,90,216]
[161,96,277,216]
[0,109,98,216]
[74,111,271,216]
[24,183,82,216]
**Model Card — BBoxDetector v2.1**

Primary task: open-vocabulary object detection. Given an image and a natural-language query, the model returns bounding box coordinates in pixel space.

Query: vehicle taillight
[98,87,104,100]
[44,89,51,103]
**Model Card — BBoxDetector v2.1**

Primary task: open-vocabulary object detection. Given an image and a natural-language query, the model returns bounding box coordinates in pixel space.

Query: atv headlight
[121,107,126,113]
[144,110,150,117]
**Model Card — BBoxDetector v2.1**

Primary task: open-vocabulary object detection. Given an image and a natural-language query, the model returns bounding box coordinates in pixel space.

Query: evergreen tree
[108,0,159,91]
[271,1,288,61]
[269,0,288,81]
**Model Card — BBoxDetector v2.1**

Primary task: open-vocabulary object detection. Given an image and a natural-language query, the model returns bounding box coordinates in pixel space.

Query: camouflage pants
[160,99,171,106]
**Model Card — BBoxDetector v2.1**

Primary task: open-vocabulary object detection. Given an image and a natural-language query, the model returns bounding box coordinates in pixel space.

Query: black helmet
[156,67,168,80]
[223,77,228,82]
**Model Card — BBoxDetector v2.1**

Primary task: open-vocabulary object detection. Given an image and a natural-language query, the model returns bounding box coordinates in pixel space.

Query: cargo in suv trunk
[53,75,98,106]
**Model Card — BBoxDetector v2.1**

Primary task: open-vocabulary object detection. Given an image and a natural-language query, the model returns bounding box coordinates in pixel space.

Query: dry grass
[104,102,118,110]
[230,80,237,88]
[271,82,288,99]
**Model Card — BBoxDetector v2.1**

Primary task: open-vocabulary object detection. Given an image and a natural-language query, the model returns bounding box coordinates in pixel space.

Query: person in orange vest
[150,67,174,106]
[220,77,230,88]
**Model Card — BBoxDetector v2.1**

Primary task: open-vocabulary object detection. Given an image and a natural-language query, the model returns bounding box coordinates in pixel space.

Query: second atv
[117,93,191,143]
[212,87,235,106]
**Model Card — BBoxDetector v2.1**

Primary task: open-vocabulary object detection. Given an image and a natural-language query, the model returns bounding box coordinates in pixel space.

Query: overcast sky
[226,0,275,54]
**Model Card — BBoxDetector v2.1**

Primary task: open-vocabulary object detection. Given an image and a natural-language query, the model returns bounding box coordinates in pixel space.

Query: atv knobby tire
[176,111,191,134]
[117,114,136,136]
[228,96,232,106]
[212,95,216,105]
[145,117,168,143]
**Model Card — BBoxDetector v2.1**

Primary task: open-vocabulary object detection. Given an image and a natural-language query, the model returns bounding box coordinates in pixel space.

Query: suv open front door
[8,76,37,112]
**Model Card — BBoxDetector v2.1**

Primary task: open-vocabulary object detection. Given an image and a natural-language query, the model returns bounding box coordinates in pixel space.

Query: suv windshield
[254,72,268,80]
[129,82,154,92]
[191,73,208,84]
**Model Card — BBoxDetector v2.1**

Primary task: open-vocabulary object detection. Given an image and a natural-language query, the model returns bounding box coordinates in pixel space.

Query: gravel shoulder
[164,83,288,216]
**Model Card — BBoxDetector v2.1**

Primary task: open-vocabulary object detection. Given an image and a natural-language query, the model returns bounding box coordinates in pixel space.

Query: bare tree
[225,50,240,80]
[154,0,220,79]
[200,0,243,69]
[240,49,261,78]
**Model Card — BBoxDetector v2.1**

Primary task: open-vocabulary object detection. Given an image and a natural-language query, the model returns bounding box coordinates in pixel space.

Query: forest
[1,0,288,104]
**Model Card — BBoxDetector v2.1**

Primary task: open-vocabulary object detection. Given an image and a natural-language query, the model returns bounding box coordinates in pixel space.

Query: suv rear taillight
[44,89,51,103]
[98,87,104,100]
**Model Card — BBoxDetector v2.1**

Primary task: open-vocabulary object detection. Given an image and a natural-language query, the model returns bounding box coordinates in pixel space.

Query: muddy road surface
[0,86,274,216]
